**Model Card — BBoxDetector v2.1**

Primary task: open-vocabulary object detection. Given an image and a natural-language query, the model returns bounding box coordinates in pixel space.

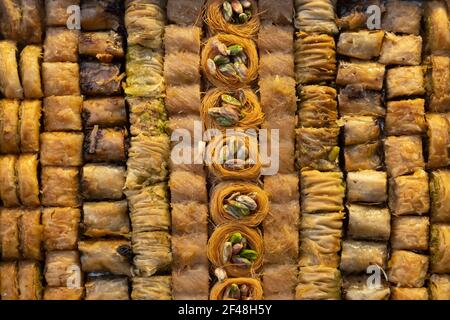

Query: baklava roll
[85,277,129,300]
[40,132,84,166]
[132,231,172,277]
[18,261,42,300]
[44,250,81,287]
[391,216,429,251]
[201,88,264,131]
[340,240,388,274]
[295,33,336,85]
[294,0,338,35]
[131,276,171,300]
[379,33,422,66]
[20,209,43,261]
[0,155,20,207]
[259,53,294,78]
[384,135,425,177]
[207,223,263,277]
[296,266,342,300]
[83,201,130,238]
[124,46,164,97]
[0,262,19,300]
[41,167,80,207]
[343,116,380,146]
[85,127,127,162]
[346,170,387,204]
[164,52,200,86]
[172,232,208,269]
[201,34,259,89]
[343,276,390,300]
[20,45,43,98]
[19,0,44,43]
[210,277,264,300]
[264,174,299,204]
[43,208,80,251]
[81,164,125,201]
[171,202,208,235]
[43,27,79,62]
[301,170,345,214]
[128,98,167,136]
[80,62,124,96]
[337,30,384,60]
[164,25,201,55]
[0,41,23,98]
[210,182,269,227]
[83,97,127,128]
[44,96,83,132]
[424,1,450,54]
[344,142,382,171]
[382,0,422,35]
[0,208,20,260]
[388,250,429,288]
[429,55,450,112]
[338,85,385,117]
[79,240,132,276]
[259,76,297,118]
[263,264,297,300]
[19,100,41,153]
[42,62,80,96]
[298,85,337,128]
[79,31,125,62]
[127,184,170,233]
[429,274,450,300]
[169,170,208,204]
[347,205,390,241]
[0,99,20,154]
[16,154,40,207]
[125,134,170,190]
[43,287,84,300]
[165,84,201,117]
[430,224,450,274]
[45,0,80,27]
[385,99,426,136]
[430,170,450,223]
[299,212,344,268]
[336,61,385,91]
[426,114,449,169]
[172,265,209,300]
[81,0,121,31]
[386,67,425,100]
[390,288,429,301]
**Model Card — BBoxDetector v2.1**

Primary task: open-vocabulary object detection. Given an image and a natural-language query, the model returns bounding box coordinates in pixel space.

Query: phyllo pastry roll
[391,217,429,251]
[386,67,425,99]
[43,208,80,251]
[259,53,294,78]
[429,55,450,112]
[296,266,342,300]
[295,33,336,85]
[85,127,127,163]
[81,0,121,31]
[299,212,344,268]
[258,25,294,54]
[172,232,208,269]
[210,277,264,300]
[263,174,299,204]
[379,33,422,66]
[80,62,124,96]
[124,46,164,98]
[44,96,82,132]
[336,61,385,91]
[43,287,84,300]
[79,31,124,62]
[382,0,422,35]
[172,265,209,300]
[41,167,80,207]
[429,274,450,300]
[390,288,428,301]
[20,209,43,261]
[385,99,426,136]
[296,127,340,171]
[384,135,425,177]
[337,30,384,60]
[44,250,81,287]
[388,250,429,288]
[164,52,200,86]
[45,0,80,27]
[430,170,450,223]
[83,97,127,128]
[81,164,125,201]
[18,261,42,300]
[0,99,20,154]
[0,156,20,207]
[263,264,297,300]
[171,202,208,235]
[17,154,40,207]
[301,170,345,214]
[343,276,390,300]
[294,0,338,35]
[20,45,44,98]
[345,142,382,171]
[259,76,296,117]
[0,262,19,300]
[210,182,269,227]
[166,84,201,117]
[132,231,172,277]
[85,277,129,300]
[338,85,385,117]
[0,41,23,98]
[169,170,207,204]
[19,100,41,153]
[430,224,450,273]
[298,85,337,128]
[79,240,132,276]
[164,25,201,55]
[0,208,20,260]
[127,184,169,233]
[347,205,390,241]
[1,0,44,43]
[131,276,172,300]
[125,134,169,190]
[340,240,387,274]
[343,116,379,146]
[40,132,84,166]
[43,27,79,62]
[128,98,167,136]
[346,170,387,204]
[261,113,295,140]
[42,62,80,96]
[426,114,449,169]
[389,169,430,216]
[207,223,263,277]
[424,1,450,54]
[83,201,130,238]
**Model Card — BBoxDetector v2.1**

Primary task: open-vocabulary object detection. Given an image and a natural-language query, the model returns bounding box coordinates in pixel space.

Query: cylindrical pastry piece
[298,85,337,128]
[42,62,80,96]
[0,208,20,260]
[18,261,42,300]
[43,287,84,301]
[346,170,387,204]
[426,114,449,169]
[172,232,207,269]
[347,205,390,241]
[0,99,20,154]
[384,135,425,177]
[429,274,450,300]
[43,208,80,251]
[19,100,41,153]
[41,167,80,207]
[340,240,388,274]
[168,170,208,204]
[172,265,209,300]
[81,164,125,201]
[164,25,201,55]
[40,132,84,166]
[0,155,20,207]
[295,0,338,35]
[20,45,43,98]
[83,97,127,127]
[132,231,172,277]
[16,154,40,207]
[430,170,450,223]
[0,41,23,98]
[391,216,429,251]
[81,0,121,31]
[343,276,390,300]
[43,96,83,132]
[20,209,43,261]
[83,201,130,238]
[131,276,171,300]
[43,27,79,62]
[44,250,82,287]
[85,277,129,300]
[79,31,124,62]
[85,127,127,162]
[296,266,342,300]
[171,202,208,235]
[390,288,428,301]
[80,61,124,96]
[263,264,297,300]
[430,224,450,274]
[388,250,429,288]
[0,262,19,300]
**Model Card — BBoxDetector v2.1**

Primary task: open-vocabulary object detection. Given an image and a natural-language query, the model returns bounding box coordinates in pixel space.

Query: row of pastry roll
[164,1,209,301]
[256,0,299,300]
[124,0,172,300]
[294,0,344,300]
